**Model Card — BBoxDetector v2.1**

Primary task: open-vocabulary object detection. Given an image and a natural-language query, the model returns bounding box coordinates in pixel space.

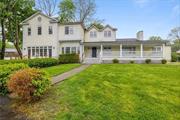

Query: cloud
[133,0,150,7]
[172,5,180,17]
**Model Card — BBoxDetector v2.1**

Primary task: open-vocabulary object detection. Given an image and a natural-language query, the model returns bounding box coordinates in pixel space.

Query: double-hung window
[49,26,53,34]
[90,31,97,38]
[65,26,73,35]
[104,31,111,37]
[28,27,31,36]
[38,26,42,35]
[66,47,70,54]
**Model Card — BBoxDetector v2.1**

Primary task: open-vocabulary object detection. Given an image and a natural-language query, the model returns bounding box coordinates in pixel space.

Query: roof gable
[86,24,117,32]
[20,11,58,25]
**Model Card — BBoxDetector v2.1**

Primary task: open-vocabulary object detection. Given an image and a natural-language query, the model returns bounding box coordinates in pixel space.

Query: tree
[6,0,35,59]
[36,0,58,16]
[168,27,180,43]
[75,0,96,26]
[59,0,75,23]
[149,36,162,41]
[168,27,180,52]
[0,0,11,59]
[89,21,104,29]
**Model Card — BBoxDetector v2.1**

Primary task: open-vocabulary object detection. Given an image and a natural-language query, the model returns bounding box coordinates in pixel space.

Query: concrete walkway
[52,64,90,84]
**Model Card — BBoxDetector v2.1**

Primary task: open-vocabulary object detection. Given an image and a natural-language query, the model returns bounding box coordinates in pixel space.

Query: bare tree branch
[35,0,58,16]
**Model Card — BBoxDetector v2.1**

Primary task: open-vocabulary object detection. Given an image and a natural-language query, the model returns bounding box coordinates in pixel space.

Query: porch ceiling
[83,40,168,46]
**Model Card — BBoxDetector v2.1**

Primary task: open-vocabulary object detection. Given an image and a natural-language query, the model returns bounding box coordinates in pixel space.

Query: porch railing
[102,51,163,58]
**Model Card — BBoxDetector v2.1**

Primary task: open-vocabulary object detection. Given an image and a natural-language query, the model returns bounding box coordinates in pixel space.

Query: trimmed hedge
[171,52,177,62]
[112,59,119,63]
[161,59,167,64]
[0,63,28,95]
[0,58,58,68]
[59,54,80,64]
[0,59,28,65]
[28,58,58,68]
[145,59,151,64]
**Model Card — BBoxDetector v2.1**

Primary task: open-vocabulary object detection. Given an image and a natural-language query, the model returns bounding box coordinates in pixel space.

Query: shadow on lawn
[0,95,28,120]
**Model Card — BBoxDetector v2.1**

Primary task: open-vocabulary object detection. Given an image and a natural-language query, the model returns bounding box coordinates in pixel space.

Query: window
[103,47,112,55]
[108,31,111,37]
[28,27,31,36]
[66,47,70,54]
[32,47,35,57]
[49,26,53,34]
[36,47,39,57]
[38,26,42,35]
[90,31,97,38]
[65,26,73,35]
[71,47,76,53]
[27,46,52,58]
[62,47,64,54]
[40,46,43,57]
[48,46,52,57]
[44,47,47,57]
[77,47,80,54]
[153,46,161,52]
[69,27,73,34]
[104,31,111,37]
[28,47,31,59]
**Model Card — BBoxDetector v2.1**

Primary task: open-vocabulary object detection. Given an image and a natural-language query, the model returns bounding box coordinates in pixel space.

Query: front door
[92,47,97,58]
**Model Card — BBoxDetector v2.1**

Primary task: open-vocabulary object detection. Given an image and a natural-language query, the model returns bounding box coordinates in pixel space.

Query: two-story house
[21,12,171,63]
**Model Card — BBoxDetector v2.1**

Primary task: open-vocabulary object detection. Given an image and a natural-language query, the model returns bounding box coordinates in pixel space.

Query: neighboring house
[0,48,19,60]
[21,12,171,63]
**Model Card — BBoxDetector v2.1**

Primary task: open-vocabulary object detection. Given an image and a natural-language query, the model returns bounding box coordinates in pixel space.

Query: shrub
[129,60,134,64]
[59,54,80,64]
[171,52,177,62]
[0,63,28,95]
[145,59,151,64]
[28,58,58,68]
[161,59,167,64]
[7,68,51,102]
[112,59,119,63]
[0,59,28,65]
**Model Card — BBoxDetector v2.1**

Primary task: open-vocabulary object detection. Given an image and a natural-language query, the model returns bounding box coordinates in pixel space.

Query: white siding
[85,27,116,42]
[22,14,58,58]
[59,24,84,41]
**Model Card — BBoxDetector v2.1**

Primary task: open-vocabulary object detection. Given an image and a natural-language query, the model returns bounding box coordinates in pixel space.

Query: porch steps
[83,58,101,64]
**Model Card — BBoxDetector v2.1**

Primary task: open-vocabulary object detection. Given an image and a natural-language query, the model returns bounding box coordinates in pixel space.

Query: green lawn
[15,64,180,120]
[42,64,81,77]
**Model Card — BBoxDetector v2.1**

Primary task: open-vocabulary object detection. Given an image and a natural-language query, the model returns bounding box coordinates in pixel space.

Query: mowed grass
[42,64,81,77]
[15,64,180,120]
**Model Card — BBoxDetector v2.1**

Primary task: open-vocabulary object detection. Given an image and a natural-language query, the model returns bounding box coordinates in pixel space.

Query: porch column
[162,44,165,58]
[80,45,83,62]
[120,44,122,57]
[140,44,143,58]
[100,44,103,62]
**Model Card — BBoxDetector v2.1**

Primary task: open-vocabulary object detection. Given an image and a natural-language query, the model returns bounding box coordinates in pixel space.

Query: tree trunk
[14,24,22,59]
[0,20,6,60]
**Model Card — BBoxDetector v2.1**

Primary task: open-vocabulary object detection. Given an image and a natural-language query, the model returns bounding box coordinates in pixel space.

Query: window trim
[28,27,31,36]
[38,26,42,35]
[48,26,53,34]
[104,31,111,37]
[90,31,97,38]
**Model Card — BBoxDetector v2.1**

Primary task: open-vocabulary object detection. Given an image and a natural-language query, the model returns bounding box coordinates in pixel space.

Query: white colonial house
[21,12,171,63]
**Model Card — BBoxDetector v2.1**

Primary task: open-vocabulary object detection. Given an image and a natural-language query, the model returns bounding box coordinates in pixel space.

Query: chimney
[136,31,144,40]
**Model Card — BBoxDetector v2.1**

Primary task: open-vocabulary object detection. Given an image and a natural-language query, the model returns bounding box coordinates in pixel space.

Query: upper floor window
[65,26,73,35]
[90,31,97,38]
[49,26,53,34]
[38,26,42,35]
[104,31,111,37]
[153,46,162,52]
[28,27,31,36]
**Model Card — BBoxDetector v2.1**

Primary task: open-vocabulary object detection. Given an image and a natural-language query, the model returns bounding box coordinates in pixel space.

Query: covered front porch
[83,42,165,63]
